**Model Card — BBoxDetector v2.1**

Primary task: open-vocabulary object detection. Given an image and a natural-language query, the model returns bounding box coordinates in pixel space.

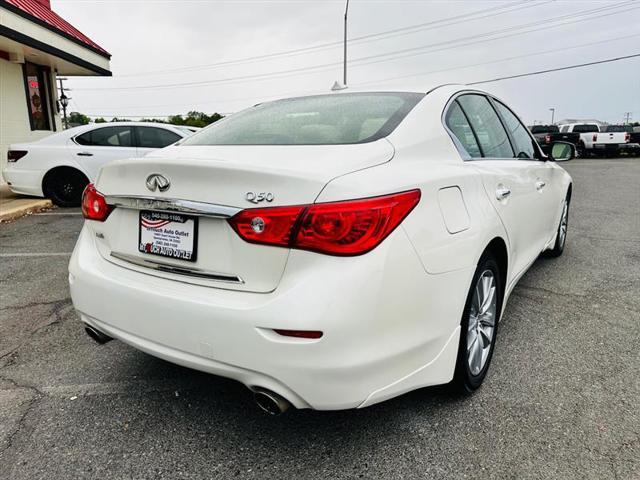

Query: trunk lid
[91,140,394,293]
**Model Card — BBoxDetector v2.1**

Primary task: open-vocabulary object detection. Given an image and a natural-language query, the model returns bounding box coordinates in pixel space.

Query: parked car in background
[69,85,575,413]
[529,125,580,155]
[600,125,640,155]
[3,122,195,206]
[558,123,630,157]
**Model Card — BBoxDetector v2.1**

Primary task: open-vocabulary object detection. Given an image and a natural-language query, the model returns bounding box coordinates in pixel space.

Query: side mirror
[549,141,575,162]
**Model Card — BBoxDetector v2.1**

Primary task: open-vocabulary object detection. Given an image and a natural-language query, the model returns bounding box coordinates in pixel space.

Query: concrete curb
[0,198,54,222]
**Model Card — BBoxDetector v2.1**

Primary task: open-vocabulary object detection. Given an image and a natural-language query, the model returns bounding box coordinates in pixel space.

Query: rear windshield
[602,125,631,133]
[530,125,559,134]
[572,124,599,133]
[180,92,424,146]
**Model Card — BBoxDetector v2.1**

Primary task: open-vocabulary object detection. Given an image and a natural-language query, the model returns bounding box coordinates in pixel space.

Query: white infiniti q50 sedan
[69,85,574,414]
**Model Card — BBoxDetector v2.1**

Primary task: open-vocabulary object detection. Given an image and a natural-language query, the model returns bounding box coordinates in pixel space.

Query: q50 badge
[245,192,274,204]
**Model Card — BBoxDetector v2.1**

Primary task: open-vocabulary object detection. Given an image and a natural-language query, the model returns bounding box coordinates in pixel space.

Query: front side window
[181,92,424,146]
[494,101,536,159]
[137,127,182,148]
[457,95,514,158]
[23,63,53,131]
[445,101,482,157]
[75,126,133,147]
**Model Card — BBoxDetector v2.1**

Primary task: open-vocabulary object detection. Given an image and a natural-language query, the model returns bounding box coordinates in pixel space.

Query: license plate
[138,211,198,262]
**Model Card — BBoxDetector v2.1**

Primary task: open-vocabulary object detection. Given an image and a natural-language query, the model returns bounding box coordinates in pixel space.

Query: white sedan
[69,85,574,414]
[3,122,195,207]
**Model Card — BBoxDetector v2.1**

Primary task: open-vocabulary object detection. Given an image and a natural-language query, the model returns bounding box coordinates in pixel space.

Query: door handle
[495,186,511,200]
[535,180,546,191]
[77,152,93,157]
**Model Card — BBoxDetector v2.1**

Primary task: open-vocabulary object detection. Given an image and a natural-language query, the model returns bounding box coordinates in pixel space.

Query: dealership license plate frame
[138,210,198,262]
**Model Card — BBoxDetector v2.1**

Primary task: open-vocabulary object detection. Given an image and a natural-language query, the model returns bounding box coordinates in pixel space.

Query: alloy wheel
[558,201,568,248]
[467,270,497,376]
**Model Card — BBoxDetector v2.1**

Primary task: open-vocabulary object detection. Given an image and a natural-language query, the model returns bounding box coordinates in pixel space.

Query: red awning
[4,0,110,58]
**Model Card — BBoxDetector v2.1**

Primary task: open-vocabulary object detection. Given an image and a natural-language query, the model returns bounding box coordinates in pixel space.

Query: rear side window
[494,101,536,159]
[457,95,514,158]
[180,92,424,146]
[137,127,182,148]
[76,126,133,147]
[445,101,482,157]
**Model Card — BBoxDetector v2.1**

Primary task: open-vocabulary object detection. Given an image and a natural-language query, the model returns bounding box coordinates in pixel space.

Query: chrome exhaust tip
[253,389,291,415]
[84,325,113,344]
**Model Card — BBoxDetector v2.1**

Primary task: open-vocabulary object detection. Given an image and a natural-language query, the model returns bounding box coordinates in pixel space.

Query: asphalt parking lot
[0,158,638,480]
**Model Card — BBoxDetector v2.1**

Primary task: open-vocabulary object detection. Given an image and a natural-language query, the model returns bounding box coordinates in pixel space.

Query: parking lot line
[35,212,83,216]
[0,253,72,257]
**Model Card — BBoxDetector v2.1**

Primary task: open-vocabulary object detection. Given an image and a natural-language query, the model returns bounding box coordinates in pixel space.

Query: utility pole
[343,0,350,87]
[549,108,555,125]
[57,77,70,129]
[623,112,632,124]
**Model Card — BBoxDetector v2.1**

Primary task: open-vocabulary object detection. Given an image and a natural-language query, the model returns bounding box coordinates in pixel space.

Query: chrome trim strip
[104,195,242,218]
[110,251,244,284]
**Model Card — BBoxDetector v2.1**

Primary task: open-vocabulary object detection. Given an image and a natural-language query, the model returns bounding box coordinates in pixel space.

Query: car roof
[86,121,179,128]
[253,83,467,107]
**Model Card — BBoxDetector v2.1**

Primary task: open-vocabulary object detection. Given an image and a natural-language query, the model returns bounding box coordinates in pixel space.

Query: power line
[357,32,640,87]
[83,32,640,112]
[81,53,640,118]
[72,1,638,91]
[468,53,640,85]
[117,0,539,78]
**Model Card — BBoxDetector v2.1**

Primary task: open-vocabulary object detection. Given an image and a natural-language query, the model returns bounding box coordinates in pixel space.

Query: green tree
[140,118,169,124]
[68,111,90,126]
[94,117,107,123]
[167,111,223,128]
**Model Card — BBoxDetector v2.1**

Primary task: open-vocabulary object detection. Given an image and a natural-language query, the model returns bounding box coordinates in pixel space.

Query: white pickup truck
[558,123,630,157]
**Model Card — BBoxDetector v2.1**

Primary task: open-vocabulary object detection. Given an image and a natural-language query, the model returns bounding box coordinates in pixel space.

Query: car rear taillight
[593,133,598,142]
[544,134,551,144]
[81,184,113,222]
[228,190,421,256]
[7,150,28,162]
[625,132,631,143]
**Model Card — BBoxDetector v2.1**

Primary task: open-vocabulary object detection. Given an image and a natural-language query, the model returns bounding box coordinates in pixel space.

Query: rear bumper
[69,225,471,410]
[619,143,640,150]
[2,168,44,197]
[592,144,621,150]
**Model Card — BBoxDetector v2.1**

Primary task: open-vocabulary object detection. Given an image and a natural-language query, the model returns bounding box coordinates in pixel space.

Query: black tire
[451,252,502,393]
[544,196,569,258]
[42,168,89,207]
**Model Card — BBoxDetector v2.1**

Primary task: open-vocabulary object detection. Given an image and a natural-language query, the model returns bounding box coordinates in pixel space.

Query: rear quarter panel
[317,85,508,278]
[318,160,507,276]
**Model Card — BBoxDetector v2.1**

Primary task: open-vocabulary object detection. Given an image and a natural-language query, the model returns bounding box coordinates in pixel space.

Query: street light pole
[343,0,350,87]
[549,108,555,125]
[58,77,70,129]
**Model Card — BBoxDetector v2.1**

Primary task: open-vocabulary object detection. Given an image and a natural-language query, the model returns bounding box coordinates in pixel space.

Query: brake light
[7,150,28,162]
[544,134,551,144]
[81,184,112,221]
[625,132,631,143]
[228,190,421,256]
[593,133,598,142]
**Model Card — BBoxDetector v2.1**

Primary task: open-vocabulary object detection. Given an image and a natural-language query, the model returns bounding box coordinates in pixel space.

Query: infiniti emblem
[146,174,170,192]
